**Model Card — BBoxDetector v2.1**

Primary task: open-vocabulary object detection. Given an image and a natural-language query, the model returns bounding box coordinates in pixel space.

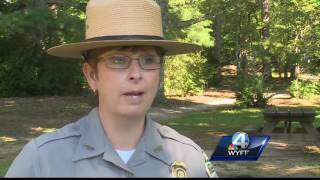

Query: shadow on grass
[0,96,319,177]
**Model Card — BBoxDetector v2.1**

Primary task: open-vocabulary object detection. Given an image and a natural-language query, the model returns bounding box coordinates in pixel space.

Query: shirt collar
[72,107,106,162]
[72,107,132,172]
[72,108,171,168]
[142,115,172,166]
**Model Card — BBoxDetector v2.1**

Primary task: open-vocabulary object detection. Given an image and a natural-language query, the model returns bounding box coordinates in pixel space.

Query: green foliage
[164,53,207,96]
[268,0,320,75]
[0,0,87,97]
[289,79,320,99]
[0,0,320,97]
[235,75,271,108]
[162,0,213,96]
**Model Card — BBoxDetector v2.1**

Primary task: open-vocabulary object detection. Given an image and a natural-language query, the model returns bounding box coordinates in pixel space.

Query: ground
[0,75,319,177]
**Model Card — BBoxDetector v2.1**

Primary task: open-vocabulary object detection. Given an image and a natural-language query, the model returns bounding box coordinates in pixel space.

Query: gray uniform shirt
[6,108,218,177]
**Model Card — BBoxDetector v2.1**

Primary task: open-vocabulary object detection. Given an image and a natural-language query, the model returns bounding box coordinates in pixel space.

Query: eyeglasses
[97,54,161,70]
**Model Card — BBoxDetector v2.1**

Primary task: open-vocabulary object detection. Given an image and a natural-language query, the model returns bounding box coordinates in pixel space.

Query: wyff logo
[210,132,270,161]
[227,132,250,156]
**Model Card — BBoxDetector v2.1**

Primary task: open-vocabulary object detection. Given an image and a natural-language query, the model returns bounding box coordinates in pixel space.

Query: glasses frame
[97,54,162,70]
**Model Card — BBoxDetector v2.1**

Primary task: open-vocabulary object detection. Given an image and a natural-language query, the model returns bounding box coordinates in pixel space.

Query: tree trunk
[278,70,281,78]
[290,64,300,79]
[235,0,242,77]
[154,0,169,105]
[295,64,300,77]
[284,65,288,79]
[32,0,47,51]
[240,50,248,77]
[290,65,296,79]
[213,12,222,84]
[261,0,272,81]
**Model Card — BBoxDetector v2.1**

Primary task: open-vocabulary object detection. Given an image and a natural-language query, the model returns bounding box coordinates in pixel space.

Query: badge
[203,152,218,178]
[171,161,188,178]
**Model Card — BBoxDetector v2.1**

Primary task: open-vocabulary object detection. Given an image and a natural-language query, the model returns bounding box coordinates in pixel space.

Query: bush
[289,79,320,99]
[0,3,86,97]
[164,53,208,96]
[235,75,271,108]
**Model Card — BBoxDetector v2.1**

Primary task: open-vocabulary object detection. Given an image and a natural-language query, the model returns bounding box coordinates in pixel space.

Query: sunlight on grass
[0,136,16,143]
[0,100,18,113]
[260,163,277,171]
[285,165,320,175]
[161,108,264,134]
[268,142,289,150]
[304,145,320,154]
[30,127,57,133]
[197,123,209,127]
[221,108,261,114]
[206,131,228,137]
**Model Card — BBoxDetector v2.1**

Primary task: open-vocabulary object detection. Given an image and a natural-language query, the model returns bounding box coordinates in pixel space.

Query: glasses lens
[140,55,161,70]
[106,55,130,69]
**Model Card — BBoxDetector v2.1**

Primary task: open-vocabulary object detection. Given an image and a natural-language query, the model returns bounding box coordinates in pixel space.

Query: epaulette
[157,124,203,152]
[34,120,81,148]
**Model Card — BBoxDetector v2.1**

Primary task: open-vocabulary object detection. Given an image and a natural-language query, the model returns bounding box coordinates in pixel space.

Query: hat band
[86,35,164,42]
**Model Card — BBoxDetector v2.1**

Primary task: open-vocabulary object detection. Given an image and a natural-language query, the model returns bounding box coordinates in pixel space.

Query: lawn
[162,108,265,134]
[0,159,13,177]
[0,98,319,177]
[162,107,320,136]
[161,107,320,178]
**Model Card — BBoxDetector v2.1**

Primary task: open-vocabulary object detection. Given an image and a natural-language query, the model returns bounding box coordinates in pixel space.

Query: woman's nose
[127,59,143,82]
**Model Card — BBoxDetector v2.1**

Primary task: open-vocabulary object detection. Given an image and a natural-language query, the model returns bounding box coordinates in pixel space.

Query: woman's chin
[118,105,147,118]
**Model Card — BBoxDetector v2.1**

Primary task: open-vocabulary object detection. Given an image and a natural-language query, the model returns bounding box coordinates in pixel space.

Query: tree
[0,0,87,97]
[154,0,169,104]
[261,0,272,81]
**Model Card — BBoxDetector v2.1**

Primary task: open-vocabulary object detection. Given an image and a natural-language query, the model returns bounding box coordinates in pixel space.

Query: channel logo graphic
[210,132,270,161]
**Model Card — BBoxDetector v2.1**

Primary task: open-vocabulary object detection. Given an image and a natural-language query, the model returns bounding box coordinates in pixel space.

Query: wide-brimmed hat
[47,0,202,59]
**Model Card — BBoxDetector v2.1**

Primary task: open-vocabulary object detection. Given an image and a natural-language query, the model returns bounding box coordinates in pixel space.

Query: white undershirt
[116,149,136,164]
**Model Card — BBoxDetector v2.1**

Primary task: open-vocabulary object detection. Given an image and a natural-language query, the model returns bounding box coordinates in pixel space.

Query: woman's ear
[82,63,98,92]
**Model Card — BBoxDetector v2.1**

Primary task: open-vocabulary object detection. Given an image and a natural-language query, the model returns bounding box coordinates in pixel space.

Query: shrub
[235,74,271,108]
[289,79,320,99]
[164,53,208,96]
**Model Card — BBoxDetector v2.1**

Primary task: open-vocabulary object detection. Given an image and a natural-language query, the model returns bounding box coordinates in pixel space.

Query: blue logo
[210,132,270,161]
[232,132,250,149]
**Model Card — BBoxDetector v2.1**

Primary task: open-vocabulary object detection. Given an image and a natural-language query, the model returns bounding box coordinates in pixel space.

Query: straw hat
[47,0,201,59]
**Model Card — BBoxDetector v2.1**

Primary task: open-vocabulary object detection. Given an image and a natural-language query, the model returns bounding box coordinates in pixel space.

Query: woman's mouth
[123,91,144,96]
[122,91,145,104]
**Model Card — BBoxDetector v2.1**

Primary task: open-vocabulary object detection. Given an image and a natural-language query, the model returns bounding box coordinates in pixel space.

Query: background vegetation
[0,0,319,105]
[1,1,320,177]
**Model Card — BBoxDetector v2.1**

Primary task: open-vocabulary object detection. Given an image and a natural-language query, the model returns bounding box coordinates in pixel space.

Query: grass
[161,107,320,178]
[161,108,265,135]
[161,107,320,136]
[0,159,14,177]
[0,96,319,177]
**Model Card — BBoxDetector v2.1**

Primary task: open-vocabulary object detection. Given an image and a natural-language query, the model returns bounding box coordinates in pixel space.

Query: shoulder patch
[34,121,81,148]
[157,125,202,152]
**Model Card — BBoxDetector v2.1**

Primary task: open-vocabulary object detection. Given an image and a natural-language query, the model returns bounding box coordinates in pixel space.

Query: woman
[6,0,218,177]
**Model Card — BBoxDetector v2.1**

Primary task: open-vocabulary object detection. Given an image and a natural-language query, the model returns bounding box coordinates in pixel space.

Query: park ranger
[5,0,218,177]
